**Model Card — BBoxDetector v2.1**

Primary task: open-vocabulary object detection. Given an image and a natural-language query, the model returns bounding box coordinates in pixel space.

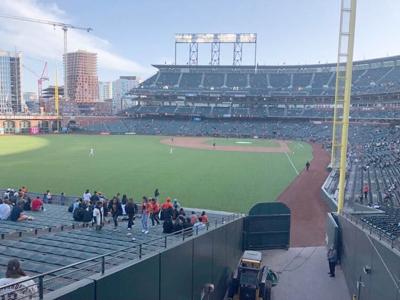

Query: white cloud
[0,0,151,77]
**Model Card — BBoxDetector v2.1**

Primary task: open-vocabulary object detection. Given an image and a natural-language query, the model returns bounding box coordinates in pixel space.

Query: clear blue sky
[0,0,399,92]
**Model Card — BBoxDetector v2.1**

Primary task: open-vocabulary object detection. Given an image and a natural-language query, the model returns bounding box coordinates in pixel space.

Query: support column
[189,42,198,65]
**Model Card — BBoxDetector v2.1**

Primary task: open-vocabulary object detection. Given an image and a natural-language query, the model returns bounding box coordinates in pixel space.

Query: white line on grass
[285,152,299,175]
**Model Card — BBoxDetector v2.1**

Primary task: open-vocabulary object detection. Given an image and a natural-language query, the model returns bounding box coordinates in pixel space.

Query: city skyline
[0,0,399,92]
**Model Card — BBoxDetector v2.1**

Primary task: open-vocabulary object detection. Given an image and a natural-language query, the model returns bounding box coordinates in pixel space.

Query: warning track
[278,143,330,247]
[161,136,330,247]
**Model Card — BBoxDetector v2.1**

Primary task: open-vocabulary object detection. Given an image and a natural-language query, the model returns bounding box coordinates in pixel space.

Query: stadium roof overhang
[152,54,400,72]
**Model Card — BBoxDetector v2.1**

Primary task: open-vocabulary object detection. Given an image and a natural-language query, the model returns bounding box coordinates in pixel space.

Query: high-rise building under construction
[64,50,98,103]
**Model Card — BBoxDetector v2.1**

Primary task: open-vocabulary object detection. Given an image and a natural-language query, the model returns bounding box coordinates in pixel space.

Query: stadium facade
[123,55,400,119]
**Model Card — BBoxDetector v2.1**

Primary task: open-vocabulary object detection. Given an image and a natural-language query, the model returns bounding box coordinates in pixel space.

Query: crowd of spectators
[66,188,210,241]
[137,62,400,96]
[119,105,400,120]
[0,187,46,222]
[0,187,213,298]
[1,185,212,242]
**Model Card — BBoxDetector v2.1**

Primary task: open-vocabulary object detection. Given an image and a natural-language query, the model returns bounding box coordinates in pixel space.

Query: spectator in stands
[178,208,186,216]
[73,204,85,221]
[194,220,206,232]
[173,216,184,233]
[141,196,150,234]
[90,191,99,204]
[93,201,104,231]
[44,190,52,204]
[0,199,11,220]
[31,196,43,212]
[173,199,181,210]
[21,186,28,196]
[121,194,128,205]
[9,201,32,222]
[150,198,160,226]
[60,192,66,206]
[160,198,174,221]
[183,217,194,236]
[161,197,173,210]
[327,246,338,277]
[200,211,209,224]
[306,161,310,171]
[72,198,82,213]
[109,197,122,230]
[102,199,109,222]
[83,189,91,204]
[23,197,32,211]
[0,259,38,298]
[125,198,137,238]
[3,189,11,200]
[363,184,369,201]
[190,211,198,225]
[163,215,174,234]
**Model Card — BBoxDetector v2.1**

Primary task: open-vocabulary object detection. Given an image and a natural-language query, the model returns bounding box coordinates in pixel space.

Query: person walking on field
[154,188,160,199]
[306,161,310,171]
[327,246,338,277]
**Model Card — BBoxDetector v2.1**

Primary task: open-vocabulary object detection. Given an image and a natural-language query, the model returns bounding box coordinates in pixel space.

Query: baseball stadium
[0,1,400,300]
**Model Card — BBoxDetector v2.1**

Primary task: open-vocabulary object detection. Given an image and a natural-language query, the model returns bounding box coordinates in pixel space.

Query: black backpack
[73,208,84,221]
[83,209,93,222]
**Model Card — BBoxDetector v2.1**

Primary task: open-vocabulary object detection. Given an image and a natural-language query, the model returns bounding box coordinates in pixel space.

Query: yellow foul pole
[330,1,345,169]
[337,0,357,214]
[55,68,60,131]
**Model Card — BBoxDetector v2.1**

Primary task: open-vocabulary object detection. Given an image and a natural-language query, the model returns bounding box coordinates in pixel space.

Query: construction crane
[23,62,49,113]
[0,14,93,101]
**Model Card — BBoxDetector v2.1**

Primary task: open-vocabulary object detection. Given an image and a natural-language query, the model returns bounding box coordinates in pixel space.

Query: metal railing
[343,212,400,251]
[0,212,243,299]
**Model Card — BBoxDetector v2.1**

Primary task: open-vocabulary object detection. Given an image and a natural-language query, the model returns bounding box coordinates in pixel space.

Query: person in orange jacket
[150,198,160,226]
[161,197,173,210]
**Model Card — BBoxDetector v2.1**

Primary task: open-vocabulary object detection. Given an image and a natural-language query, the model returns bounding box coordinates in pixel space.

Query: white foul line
[285,152,299,175]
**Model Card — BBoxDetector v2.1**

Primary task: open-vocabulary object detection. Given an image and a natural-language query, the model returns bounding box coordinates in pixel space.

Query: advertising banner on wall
[30,127,39,135]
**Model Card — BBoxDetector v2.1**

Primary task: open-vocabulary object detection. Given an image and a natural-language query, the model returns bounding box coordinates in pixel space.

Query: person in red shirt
[31,197,43,211]
[161,197,173,210]
[200,211,208,224]
[150,198,160,226]
[363,184,369,202]
[190,211,198,225]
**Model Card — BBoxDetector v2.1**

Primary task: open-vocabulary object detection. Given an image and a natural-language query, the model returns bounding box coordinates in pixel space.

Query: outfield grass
[0,135,312,212]
[204,138,279,147]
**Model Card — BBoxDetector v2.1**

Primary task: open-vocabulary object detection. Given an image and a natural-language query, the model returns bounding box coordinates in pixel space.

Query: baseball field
[0,135,312,212]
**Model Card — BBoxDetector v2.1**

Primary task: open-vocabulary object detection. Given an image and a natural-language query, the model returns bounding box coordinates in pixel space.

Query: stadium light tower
[331,0,358,214]
[174,33,257,66]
